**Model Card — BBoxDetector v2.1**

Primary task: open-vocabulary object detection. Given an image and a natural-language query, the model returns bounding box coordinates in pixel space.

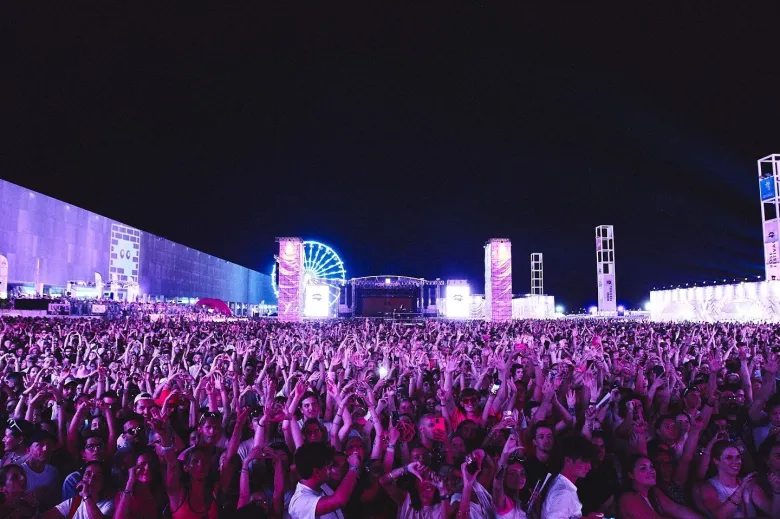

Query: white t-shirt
[451,481,494,519]
[541,474,582,519]
[22,462,60,512]
[55,497,114,519]
[289,482,342,519]
[237,438,254,460]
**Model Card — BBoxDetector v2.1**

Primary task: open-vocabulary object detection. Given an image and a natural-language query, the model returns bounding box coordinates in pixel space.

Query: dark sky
[3,5,780,311]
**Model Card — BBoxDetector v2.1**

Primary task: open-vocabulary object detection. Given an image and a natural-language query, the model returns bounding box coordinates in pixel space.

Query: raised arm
[314,452,362,516]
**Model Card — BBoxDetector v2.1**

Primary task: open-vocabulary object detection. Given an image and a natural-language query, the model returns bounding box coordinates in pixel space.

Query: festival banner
[277,238,304,322]
[484,239,512,322]
[760,176,776,201]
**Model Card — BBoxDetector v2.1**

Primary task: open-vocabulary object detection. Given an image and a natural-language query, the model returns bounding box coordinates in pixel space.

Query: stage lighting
[588,306,597,315]
[555,305,564,314]
[385,278,391,284]
[617,305,625,313]
[644,301,652,311]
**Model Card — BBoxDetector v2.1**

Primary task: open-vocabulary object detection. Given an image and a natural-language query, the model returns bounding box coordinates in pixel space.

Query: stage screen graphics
[304,284,330,318]
[446,285,470,318]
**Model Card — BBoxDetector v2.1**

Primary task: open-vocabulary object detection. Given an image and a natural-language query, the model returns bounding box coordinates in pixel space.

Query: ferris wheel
[271,240,346,309]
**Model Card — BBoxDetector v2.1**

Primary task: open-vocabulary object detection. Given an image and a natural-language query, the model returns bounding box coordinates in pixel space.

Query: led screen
[446,285,470,318]
[304,284,330,317]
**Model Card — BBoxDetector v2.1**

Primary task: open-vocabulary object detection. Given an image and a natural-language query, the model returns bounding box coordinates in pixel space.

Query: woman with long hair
[616,456,702,519]
[379,461,451,519]
[492,434,527,519]
[0,464,34,519]
[695,441,779,519]
[114,450,167,519]
[152,408,220,519]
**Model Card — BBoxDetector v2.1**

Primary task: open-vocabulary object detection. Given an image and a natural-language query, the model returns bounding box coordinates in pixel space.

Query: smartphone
[652,365,665,377]
[433,417,446,437]
[490,380,501,395]
[465,455,479,474]
[502,410,514,420]
[391,410,400,423]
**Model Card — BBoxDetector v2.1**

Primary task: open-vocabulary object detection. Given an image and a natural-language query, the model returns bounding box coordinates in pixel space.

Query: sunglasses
[125,426,143,436]
[84,442,105,451]
[7,420,22,435]
[460,397,478,404]
[199,411,222,425]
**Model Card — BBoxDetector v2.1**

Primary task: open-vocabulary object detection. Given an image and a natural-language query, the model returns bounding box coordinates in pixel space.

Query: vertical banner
[596,225,617,313]
[484,239,513,321]
[764,218,780,281]
[95,272,103,299]
[277,238,304,322]
[760,176,776,201]
[0,255,7,299]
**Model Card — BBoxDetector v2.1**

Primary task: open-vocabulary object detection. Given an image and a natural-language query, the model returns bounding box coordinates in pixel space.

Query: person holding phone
[39,462,113,519]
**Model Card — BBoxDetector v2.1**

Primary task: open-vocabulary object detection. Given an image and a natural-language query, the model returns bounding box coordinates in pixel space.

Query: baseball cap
[134,392,154,405]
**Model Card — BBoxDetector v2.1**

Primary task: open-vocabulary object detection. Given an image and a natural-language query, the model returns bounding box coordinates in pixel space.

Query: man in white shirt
[289,442,362,519]
[22,431,60,513]
[541,434,601,519]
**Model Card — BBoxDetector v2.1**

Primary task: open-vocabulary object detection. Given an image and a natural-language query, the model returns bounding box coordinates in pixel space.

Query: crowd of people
[0,316,777,519]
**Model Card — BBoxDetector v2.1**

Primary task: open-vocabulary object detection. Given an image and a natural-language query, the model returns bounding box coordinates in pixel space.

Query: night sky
[4,5,780,311]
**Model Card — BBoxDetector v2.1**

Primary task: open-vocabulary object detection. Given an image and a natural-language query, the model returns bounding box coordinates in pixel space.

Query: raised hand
[461,460,480,486]
[407,461,425,481]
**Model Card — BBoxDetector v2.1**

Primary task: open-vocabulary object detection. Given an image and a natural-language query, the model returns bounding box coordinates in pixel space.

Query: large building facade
[0,179,274,305]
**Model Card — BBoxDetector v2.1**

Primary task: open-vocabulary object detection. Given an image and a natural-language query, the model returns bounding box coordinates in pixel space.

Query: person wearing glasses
[2,419,30,467]
[442,388,491,430]
[118,415,145,450]
[493,434,528,519]
[61,432,107,500]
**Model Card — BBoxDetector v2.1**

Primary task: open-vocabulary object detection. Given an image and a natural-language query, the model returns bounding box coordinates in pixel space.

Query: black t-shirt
[524,455,554,493]
[578,456,621,514]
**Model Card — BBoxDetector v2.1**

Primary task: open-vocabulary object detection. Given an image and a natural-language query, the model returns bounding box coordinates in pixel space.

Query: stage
[338,276,443,318]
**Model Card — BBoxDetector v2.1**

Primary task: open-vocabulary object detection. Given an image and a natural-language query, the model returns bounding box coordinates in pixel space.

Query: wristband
[440,494,451,500]
[728,497,741,506]
[121,490,133,496]
[349,466,360,473]
[387,444,396,451]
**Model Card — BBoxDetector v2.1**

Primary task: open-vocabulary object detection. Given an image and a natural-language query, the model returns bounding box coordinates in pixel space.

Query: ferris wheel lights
[271,240,346,312]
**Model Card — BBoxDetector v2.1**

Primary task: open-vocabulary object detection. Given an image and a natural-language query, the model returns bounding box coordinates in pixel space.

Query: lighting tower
[758,154,780,281]
[595,225,616,314]
[531,253,543,296]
